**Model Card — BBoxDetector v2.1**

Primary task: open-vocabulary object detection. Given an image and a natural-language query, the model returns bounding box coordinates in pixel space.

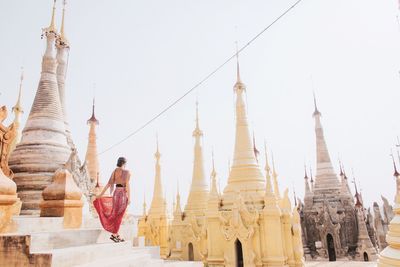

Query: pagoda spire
[304,164,312,197]
[9,0,70,215]
[148,136,166,216]
[47,0,57,34]
[309,166,314,191]
[56,0,73,149]
[272,153,281,199]
[184,102,209,215]
[392,152,399,177]
[174,180,182,214]
[339,161,353,199]
[223,49,265,204]
[85,98,100,183]
[143,192,147,216]
[253,132,260,162]
[210,151,218,198]
[312,93,340,193]
[10,68,24,153]
[264,143,275,198]
[59,0,69,46]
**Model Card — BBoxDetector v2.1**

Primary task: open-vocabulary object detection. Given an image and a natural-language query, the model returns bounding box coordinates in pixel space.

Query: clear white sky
[0,0,399,214]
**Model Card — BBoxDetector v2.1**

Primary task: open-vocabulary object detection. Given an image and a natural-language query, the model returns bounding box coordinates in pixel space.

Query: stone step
[35,243,159,267]
[29,229,112,252]
[75,251,164,267]
[12,215,64,233]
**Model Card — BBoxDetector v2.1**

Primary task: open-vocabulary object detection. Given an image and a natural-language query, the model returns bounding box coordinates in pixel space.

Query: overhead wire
[99,0,304,155]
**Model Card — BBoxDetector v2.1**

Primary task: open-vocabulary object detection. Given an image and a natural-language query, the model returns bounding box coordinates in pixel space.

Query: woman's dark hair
[117,157,127,167]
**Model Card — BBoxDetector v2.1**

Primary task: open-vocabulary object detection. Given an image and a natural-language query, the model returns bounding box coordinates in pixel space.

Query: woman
[94,157,131,242]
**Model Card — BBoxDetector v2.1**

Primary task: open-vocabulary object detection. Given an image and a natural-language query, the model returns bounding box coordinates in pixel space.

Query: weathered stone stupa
[9,1,71,215]
[300,97,377,261]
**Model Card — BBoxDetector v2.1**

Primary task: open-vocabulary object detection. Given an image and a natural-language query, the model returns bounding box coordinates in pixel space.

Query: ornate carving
[219,193,259,242]
[64,148,96,214]
[0,106,16,178]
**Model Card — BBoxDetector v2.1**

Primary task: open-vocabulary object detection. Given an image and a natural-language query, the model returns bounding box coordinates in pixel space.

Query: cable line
[99,0,304,155]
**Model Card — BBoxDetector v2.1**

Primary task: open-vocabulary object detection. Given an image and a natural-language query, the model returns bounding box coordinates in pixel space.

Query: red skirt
[93,187,128,234]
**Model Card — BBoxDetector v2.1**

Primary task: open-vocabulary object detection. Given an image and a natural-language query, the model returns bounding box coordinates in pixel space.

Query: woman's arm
[97,183,110,198]
[96,170,115,198]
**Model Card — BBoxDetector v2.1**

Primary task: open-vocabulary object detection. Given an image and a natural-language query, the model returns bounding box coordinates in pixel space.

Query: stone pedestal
[40,169,83,229]
[0,169,18,233]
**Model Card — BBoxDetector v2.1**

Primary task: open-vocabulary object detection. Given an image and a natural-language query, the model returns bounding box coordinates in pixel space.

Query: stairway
[0,215,163,267]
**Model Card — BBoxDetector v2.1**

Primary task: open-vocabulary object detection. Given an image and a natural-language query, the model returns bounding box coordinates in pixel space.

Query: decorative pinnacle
[339,160,344,176]
[271,152,278,178]
[352,173,363,207]
[211,150,216,178]
[48,0,57,33]
[391,152,400,177]
[193,101,203,137]
[234,41,245,92]
[304,164,308,179]
[264,141,271,173]
[253,132,259,161]
[312,91,321,117]
[236,41,241,83]
[155,134,161,159]
[87,97,99,125]
[12,67,24,114]
[57,0,69,47]
[309,167,314,183]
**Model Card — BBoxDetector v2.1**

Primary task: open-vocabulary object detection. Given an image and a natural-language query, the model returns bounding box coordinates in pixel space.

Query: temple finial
[253,132,259,162]
[49,0,57,33]
[192,101,203,138]
[87,97,99,125]
[235,41,241,83]
[272,152,277,177]
[339,159,344,176]
[312,91,321,117]
[391,151,400,177]
[155,133,160,159]
[352,169,362,207]
[60,0,66,37]
[12,67,24,114]
[233,41,245,92]
[264,140,271,173]
[304,164,308,179]
[309,166,314,184]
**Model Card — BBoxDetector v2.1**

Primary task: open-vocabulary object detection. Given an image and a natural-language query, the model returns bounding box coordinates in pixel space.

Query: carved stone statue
[0,106,17,178]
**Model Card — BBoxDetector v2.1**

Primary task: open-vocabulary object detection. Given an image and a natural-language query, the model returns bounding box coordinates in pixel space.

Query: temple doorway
[188,243,194,261]
[363,252,369,261]
[235,239,244,267]
[326,234,336,261]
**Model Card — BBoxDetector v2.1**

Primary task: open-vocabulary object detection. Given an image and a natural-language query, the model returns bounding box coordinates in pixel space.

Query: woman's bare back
[110,168,130,185]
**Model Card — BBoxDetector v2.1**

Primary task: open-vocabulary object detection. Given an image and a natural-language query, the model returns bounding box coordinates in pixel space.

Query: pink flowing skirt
[93,187,128,234]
